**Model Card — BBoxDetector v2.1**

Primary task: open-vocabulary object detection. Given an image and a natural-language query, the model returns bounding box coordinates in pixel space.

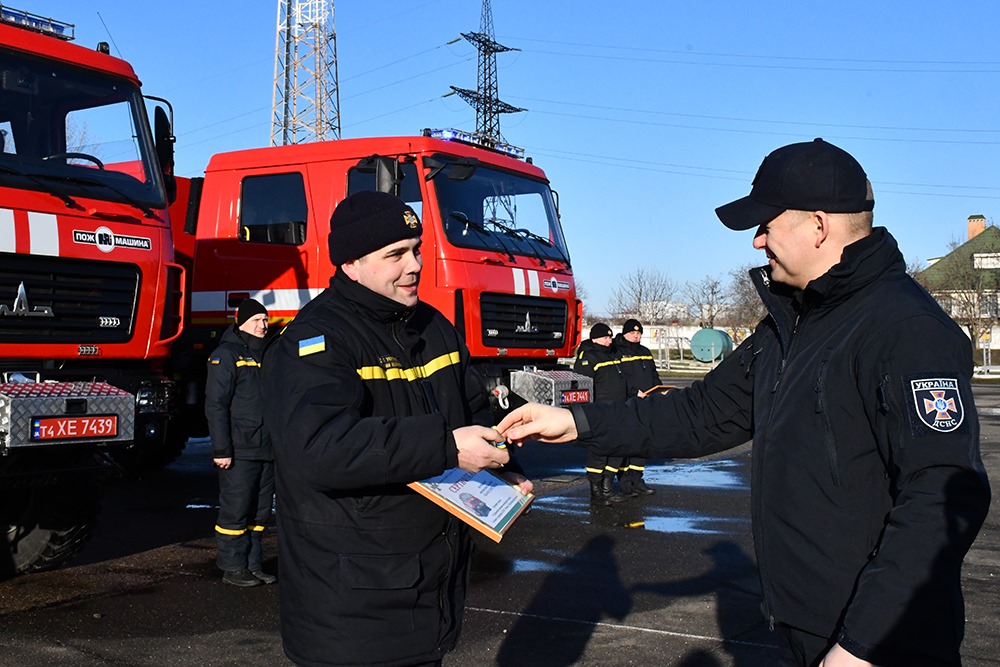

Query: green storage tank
[690,328,733,362]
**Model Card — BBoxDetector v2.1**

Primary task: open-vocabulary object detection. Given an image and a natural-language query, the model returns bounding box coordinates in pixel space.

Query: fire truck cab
[170,129,587,435]
[0,7,182,574]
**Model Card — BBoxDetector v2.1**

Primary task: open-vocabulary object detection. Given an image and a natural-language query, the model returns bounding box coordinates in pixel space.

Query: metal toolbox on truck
[509,368,593,407]
[0,381,135,448]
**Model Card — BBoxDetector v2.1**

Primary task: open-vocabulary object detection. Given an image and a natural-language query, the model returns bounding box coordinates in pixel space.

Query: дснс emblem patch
[910,378,964,433]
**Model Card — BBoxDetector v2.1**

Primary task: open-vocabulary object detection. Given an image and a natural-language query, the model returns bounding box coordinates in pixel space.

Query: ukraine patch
[209,357,221,365]
[298,335,326,357]
[910,377,964,433]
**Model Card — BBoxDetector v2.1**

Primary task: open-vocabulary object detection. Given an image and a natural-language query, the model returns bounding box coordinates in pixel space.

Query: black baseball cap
[715,138,874,231]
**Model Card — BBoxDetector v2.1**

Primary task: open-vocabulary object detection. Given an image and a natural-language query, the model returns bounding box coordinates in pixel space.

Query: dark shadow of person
[496,534,630,667]
[632,540,775,667]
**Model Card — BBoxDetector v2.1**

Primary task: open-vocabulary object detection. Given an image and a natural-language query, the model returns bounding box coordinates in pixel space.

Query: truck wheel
[2,483,101,575]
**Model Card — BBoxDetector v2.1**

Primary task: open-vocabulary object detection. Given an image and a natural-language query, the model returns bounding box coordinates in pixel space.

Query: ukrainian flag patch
[299,335,326,357]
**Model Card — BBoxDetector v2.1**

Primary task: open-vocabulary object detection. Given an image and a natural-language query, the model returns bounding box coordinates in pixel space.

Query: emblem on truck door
[0,282,54,317]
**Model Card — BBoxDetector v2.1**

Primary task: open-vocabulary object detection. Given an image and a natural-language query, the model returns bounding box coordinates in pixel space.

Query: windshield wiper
[0,162,83,211]
[514,227,571,267]
[56,173,156,218]
[450,211,517,262]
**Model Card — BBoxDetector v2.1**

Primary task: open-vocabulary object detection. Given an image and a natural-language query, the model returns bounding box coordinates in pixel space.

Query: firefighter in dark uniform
[574,322,628,505]
[205,298,276,587]
[614,319,659,496]
[261,191,532,667]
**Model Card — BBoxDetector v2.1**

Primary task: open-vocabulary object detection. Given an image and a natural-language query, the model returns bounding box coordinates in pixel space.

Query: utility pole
[271,0,341,145]
[450,0,524,147]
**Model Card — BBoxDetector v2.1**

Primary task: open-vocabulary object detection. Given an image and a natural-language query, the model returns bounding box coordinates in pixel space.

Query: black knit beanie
[328,191,423,265]
[236,298,268,326]
[589,323,612,340]
[622,319,643,334]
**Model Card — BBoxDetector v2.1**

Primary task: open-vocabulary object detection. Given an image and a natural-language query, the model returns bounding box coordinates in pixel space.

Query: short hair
[842,179,874,235]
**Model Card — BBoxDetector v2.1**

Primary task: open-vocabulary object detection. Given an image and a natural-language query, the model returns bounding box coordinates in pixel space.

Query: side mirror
[355,155,403,197]
[149,99,177,205]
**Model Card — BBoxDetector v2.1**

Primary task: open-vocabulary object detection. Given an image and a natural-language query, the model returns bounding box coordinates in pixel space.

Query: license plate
[561,389,590,404]
[31,415,118,441]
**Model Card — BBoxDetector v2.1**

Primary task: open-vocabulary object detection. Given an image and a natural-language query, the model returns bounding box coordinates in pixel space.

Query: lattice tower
[271,0,341,145]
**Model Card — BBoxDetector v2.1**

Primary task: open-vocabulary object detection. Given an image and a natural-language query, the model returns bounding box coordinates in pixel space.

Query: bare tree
[607,268,677,324]
[684,274,730,329]
[919,238,1000,343]
[720,263,768,343]
[575,279,590,319]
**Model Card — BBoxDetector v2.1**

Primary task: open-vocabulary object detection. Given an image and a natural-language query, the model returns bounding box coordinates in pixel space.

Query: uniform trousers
[216,458,274,572]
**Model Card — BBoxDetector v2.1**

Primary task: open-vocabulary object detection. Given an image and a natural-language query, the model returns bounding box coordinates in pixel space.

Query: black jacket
[574,339,628,402]
[262,270,493,667]
[613,333,661,396]
[204,326,272,461]
[571,229,990,666]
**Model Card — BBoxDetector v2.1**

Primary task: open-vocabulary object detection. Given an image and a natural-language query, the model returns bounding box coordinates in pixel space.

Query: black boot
[602,474,625,503]
[589,479,612,506]
[634,476,655,495]
[618,472,639,498]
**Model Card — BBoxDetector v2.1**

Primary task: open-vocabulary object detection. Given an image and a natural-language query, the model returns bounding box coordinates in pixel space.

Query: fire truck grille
[0,252,140,344]
[480,292,567,349]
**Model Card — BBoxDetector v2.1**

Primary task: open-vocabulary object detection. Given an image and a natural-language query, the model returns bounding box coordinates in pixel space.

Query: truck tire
[2,482,101,575]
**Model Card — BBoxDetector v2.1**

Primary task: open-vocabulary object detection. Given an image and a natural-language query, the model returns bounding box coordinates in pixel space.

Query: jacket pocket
[231,419,263,449]
[814,348,841,486]
[338,552,424,637]
[341,552,421,590]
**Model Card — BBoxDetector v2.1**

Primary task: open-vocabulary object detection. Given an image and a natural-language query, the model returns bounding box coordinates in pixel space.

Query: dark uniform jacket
[570,228,990,666]
[205,326,272,461]
[574,339,628,402]
[613,333,661,396]
[262,270,493,667]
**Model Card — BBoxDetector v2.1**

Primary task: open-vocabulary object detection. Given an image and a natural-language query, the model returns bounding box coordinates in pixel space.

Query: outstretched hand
[496,403,578,445]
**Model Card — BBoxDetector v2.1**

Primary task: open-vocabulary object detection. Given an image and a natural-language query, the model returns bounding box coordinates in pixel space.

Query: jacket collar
[331,269,416,325]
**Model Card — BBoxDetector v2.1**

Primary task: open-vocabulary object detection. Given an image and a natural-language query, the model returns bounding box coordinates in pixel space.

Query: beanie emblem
[403,210,419,229]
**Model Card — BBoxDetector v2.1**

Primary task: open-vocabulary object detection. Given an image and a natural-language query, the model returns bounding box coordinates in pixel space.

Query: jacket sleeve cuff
[569,404,592,440]
[836,629,877,663]
[445,431,460,469]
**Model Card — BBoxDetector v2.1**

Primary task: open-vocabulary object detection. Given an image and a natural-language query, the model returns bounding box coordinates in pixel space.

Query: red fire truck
[168,129,586,438]
[0,8,183,573]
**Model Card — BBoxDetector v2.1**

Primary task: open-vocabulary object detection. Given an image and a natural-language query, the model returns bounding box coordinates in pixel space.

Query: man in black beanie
[613,319,660,496]
[263,191,532,667]
[205,298,275,587]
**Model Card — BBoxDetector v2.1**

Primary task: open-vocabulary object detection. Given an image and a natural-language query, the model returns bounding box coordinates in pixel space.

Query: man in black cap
[262,191,532,667]
[574,322,628,504]
[205,297,276,587]
[613,319,660,496]
[499,139,990,666]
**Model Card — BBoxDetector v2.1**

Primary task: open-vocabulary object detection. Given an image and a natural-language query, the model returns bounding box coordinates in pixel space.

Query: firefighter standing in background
[205,298,277,588]
[614,319,659,496]
[574,322,627,505]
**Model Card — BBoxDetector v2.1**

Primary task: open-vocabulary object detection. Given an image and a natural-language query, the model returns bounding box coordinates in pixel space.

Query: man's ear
[340,260,360,281]
[813,211,831,248]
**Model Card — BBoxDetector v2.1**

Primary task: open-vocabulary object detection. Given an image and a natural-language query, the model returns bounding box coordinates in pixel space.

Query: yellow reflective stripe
[235,359,261,368]
[215,525,247,536]
[604,465,619,473]
[627,464,645,472]
[357,351,461,383]
[585,467,604,475]
[619,355,653,363]
[249,525,266,532]
[592,359,620,371]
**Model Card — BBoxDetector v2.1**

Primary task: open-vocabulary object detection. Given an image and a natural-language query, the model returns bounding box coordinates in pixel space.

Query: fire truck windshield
[0,48,165,209]
[434,161,570,266]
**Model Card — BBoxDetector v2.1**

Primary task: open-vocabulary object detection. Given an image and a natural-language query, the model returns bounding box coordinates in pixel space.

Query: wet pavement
[1,380,998,666]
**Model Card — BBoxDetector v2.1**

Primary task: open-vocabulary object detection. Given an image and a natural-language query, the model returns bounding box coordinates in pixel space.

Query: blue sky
[28,1,1000,315]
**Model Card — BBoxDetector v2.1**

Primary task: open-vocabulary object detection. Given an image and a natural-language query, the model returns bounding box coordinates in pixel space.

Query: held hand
[818,644,876,667]
[499,471,534,496]
[453,425,509,473]
[497,403,577,445]
[213,457,233,470]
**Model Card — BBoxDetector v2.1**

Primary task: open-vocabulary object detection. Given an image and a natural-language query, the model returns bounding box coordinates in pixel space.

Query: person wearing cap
[574,322,628,505]
[205,298,276,587]
[499,139,990,666]
[262,191,532,667]
[613,319,659,496]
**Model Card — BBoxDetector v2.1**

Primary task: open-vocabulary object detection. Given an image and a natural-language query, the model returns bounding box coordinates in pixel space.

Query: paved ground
[0,380,997,666]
